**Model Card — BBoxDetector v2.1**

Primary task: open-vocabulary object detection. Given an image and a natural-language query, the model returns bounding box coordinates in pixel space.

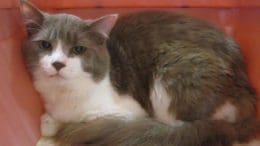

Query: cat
[20,0,259,146]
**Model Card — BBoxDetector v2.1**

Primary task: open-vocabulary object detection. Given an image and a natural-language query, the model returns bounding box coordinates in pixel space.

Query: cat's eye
[38,40,52,50]
[72,46,87,55]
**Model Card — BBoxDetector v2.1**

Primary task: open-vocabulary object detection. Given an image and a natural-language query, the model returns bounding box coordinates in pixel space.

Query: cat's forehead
[45,13,84,26]
[36,14,89,42]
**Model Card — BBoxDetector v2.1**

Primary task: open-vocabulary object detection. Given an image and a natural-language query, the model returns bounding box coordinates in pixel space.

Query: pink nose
[52,61,65,71]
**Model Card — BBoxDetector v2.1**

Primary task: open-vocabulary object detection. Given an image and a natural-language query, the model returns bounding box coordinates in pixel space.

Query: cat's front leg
[40,113,60,137]
[37,113,61,146]
[36,137,57,146]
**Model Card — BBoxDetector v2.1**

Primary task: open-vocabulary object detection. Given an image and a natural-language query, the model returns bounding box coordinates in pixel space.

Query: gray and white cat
[20,1,259,146]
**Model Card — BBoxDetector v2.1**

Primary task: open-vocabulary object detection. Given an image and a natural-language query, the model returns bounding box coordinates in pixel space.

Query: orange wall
[0,1,259,146]
[29,0,260,8]
[0,7,42,146]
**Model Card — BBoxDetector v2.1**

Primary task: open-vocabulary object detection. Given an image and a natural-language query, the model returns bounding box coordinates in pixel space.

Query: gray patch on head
[24,13,110,81]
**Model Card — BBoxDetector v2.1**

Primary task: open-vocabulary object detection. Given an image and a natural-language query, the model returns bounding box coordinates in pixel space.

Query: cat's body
[107,11,255,123]
[21,1,258,146]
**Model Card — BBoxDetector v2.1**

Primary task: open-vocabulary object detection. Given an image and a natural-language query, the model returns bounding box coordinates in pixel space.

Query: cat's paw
[36,137,58,146]
[233,140,260,146]
[41,113,60,137]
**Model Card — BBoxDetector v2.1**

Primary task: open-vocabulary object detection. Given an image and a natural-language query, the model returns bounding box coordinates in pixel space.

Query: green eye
[38,40,52,50]
[72,46,87,55]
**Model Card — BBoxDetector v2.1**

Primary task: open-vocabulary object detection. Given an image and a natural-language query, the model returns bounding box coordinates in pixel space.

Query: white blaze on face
[38,40,87,79]
[39,40,67,76]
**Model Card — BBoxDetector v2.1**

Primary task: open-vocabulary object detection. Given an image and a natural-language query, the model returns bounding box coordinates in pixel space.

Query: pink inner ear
[91,14,119,36]
[21,4,31,16]
[21,2,34,18]
[20,0,43,22]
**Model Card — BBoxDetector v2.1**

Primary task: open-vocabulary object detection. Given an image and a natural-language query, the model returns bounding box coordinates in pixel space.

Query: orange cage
[0,0,259,146]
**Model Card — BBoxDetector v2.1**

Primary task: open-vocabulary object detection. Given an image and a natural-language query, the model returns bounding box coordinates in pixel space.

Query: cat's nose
[52,61,65,71]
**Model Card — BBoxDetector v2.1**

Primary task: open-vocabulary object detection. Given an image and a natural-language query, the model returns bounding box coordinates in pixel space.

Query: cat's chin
[49,74,65,79]
[46,73,81,81]
[38,71,67,81]
[37,70,81,82]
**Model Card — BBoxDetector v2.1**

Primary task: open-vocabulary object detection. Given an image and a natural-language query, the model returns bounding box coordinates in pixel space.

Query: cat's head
[20,0,118,82]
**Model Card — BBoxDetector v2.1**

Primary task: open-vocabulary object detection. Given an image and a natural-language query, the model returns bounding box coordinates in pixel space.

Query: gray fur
[58,11,258,145]
[107,11,257,122]
[22,7,110,81]
[55,116,258,146]
[21,1,259,146]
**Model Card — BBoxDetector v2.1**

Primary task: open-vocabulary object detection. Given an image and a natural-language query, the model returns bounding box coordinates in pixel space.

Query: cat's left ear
[89,14,118,37]
[20,0,45,36]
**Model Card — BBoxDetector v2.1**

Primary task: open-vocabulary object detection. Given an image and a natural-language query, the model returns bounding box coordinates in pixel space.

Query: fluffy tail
[54,116,258,146]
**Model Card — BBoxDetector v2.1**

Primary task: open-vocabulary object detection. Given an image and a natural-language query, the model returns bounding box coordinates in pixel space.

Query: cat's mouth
[49,73,65,79]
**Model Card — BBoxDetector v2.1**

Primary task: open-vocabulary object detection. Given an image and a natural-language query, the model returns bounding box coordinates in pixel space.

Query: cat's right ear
[89,14,118,37]
[20,0,44,37]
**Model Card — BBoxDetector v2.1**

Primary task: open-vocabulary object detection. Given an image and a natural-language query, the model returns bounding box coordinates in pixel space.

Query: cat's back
[107,10,243,72]
[109,10,233,49]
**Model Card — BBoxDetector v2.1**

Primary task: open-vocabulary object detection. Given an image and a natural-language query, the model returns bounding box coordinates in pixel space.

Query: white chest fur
[34,74,147,122]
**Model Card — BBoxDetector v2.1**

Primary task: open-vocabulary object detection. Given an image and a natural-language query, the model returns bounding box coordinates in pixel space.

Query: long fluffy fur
[54,116,259,146]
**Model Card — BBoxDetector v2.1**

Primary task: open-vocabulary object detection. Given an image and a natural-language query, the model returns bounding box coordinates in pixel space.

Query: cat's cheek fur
[39,56,57,76]
[59,57,86,79]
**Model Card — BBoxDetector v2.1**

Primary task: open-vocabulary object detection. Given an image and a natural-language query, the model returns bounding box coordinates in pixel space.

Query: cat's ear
[20,0,44,36]
[89,14,118,37]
